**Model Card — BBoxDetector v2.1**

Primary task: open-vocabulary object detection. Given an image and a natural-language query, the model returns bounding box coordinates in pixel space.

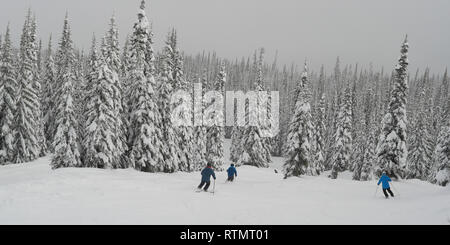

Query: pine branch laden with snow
[283,64,313,178]
[376,36,409,179]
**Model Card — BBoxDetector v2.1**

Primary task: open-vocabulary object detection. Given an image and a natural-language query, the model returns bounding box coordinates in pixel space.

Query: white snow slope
[0,140,449,225]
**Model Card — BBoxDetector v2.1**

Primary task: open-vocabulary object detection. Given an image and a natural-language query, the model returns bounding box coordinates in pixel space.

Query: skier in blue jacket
[378,171,395,198]
[198,163,216,191]
[226,164,238,182]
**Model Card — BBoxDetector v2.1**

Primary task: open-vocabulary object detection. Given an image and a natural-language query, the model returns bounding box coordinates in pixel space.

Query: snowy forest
[0,0,449,189]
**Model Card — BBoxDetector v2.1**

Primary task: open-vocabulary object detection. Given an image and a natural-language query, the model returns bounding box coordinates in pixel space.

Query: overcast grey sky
[1,0,449,74]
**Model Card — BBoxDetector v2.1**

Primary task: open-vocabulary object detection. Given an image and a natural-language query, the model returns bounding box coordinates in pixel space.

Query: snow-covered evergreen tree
[32,18,47,158]
[127,0,165,172]
[433,108,450,186]
[312,94,326,175]
[432,69,448,142]
[351,135,365,180]
[51,14,81,169]
[324,90,341,171]
[330,85,353,179]
[120,35,132,150]
[283,63,313,178]
[241,49,272,168]
[72,48,86,155]
[360,131,376,181]
[439,69,448,113]
[192,72,208,170]
[121,35,132,80]
[205,64,226,170]
[51,73,80,169]
[79,35,98,155]
[406,89,434,180]
[353,87,376,181]
[157,58,179,173]
[376,36,409,179]
[165,30,194,172]
[14,12,41,163]
[37,39,42,74]
[82,42,120,169]
[41,35,56,150]
[0,25,17,163]
[103,15,128,168]
[230,125,244,165]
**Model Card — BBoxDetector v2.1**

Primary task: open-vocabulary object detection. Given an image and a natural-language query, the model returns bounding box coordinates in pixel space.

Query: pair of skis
[195,180,216,194]
[195,189,215,194]
[194,178,237,194]
[374,183,400,199]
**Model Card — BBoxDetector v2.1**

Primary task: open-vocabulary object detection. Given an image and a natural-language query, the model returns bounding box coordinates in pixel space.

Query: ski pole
[213,179,215,195]
[391,182,400,196]
[374,185,379,197]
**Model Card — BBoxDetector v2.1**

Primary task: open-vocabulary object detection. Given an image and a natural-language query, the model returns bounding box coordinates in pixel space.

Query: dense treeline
[0,0,448,186]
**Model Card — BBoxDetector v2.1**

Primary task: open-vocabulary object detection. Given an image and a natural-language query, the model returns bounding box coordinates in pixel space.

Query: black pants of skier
[382,188,394,198]
[227,176,235,182]
[198,181,211,191]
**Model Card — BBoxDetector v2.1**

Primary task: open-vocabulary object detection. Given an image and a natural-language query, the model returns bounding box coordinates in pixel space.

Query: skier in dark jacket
[378,171,395,198]
[198,163,216,191]
[226,164,238,182]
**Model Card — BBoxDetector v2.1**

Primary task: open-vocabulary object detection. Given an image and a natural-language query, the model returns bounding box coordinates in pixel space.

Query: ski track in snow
[0,140,449,225]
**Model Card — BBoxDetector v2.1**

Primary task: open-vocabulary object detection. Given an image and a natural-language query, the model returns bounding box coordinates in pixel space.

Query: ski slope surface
[0,141,449,225]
